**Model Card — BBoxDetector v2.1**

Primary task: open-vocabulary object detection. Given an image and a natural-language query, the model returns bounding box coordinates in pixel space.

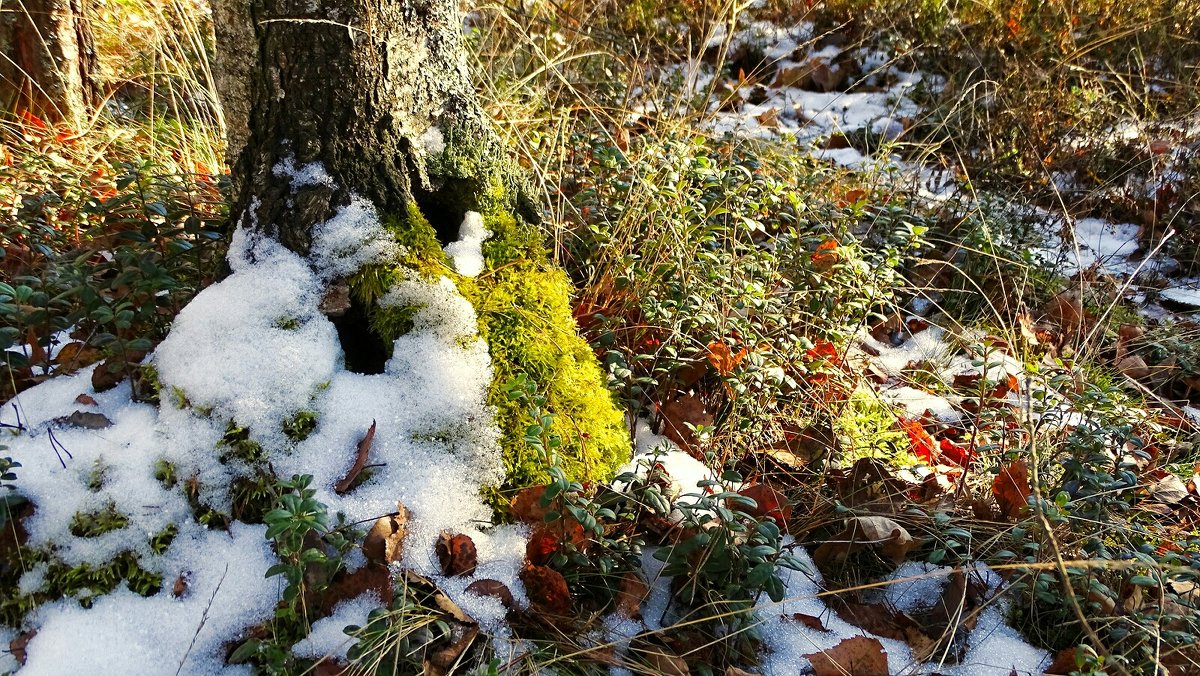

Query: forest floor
[3,0,1200,674]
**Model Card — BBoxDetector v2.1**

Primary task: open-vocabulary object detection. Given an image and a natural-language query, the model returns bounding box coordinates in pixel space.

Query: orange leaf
[19,110,47,131]
[436,532,478,577]
[993,461,1031,519]
[520,564,572,615]
[811,239,841,270]
[901,418,936,463]
[706,341,748,376]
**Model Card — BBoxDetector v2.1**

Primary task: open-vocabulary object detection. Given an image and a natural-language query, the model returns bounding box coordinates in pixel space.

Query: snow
[3,167,526,673]
[291,592,379,661]
[443,211,490,277]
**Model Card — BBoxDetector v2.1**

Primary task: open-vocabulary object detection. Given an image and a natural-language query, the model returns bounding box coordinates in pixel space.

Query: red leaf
[520,564,571,615]
[436,532,478,577]
[734,484,792,525]
[901,418,936,463]
[993,461,1031,520]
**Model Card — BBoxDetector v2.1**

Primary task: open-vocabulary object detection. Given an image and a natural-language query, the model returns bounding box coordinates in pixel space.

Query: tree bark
[227,0,529,254]
[0,0,98,126]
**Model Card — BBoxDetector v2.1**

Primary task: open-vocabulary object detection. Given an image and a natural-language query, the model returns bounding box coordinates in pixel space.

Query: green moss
[149,524,178,554]
[86,458,109,491]
[154,459,178,489]
[460,262,629,488]
[282,410,318,442]
[1,550,163,623]
[132,363,161,405]
[230,472,278,524]
[69,503,129,537]
[834,386,914,465]
[217,421,266,465]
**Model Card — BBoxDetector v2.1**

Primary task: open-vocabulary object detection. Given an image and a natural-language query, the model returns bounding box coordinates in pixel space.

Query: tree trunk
[227,0,532,254]
[222,0,628,488]
[0,0,98,126]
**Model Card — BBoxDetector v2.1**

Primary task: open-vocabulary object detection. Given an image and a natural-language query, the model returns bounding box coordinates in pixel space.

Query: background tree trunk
[210,0,254,167]
[0,0,98,126]
[227,0,531,254]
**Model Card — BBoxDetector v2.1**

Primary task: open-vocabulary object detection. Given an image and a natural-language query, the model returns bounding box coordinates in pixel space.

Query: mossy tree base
[220,0,629,499]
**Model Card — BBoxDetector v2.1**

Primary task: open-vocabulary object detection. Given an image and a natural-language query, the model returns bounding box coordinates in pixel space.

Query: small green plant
[282,410,318,443]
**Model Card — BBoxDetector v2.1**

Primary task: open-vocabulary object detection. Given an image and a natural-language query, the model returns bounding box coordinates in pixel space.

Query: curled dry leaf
[436,532,478,577]
[992,461,1031,520]
[465,579,514,608]
[813,516,918,569]
[73,393,98,406]
[53,410,112,430]
[733,484,792,525]
[1116,355,1151,380]
[172,571,192,598]
[334,420,376,494]
[424,624,480,676]
[804,636,888,676]
[520,564,571,615]
[615,571,649,618]
[362,502,411,565]
[10,629,36,665]
[526,518,586,565]
[785,612,829,632]
[509,485,549,524]
[657,393,714,452]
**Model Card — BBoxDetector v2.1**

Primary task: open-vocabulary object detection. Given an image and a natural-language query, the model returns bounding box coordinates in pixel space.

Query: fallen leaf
[362,503,411,565]
[74,394,98,406]
[615,571,649,617]
[813,516,918,568]
[436,532,478,577]
[786,612,830,631]
[811,239,841,270]
[465,579,514,607]
[640,650,690,676]
[510,485,550,524]
[526,518,586,565]
[9,629,35,665]
[804,636,888,676]
[54,342,101,372]
[755,108,780,129]
[657,393,714,452]
[172,571,192,598]
[322,563,393,614]
[707,341,748,376]
[733,484,792,525]
[1043,291,1085,335]
[1116,355,1151,380]
[520,564,571,615]
[334,420,376,494]
[25,329,46,365]
[992,462,1031,520]
[319,281,351,317]
[53,410,112,430]
[901,418,936,464]
[424,624,479,676]
[1045,647,1080,674]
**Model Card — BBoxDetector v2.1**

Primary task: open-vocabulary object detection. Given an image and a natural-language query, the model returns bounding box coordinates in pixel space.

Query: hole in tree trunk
[413,177,479,246]
[331,300,390,375]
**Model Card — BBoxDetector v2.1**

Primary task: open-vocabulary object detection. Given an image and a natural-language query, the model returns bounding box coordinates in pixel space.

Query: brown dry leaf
[424,624,480,676]
[657,393,714,452]
[334,420,376,494]
[813,516,918,568]
[1148,473,1189,507]
[520,564,571,615]
[54,410,112,429]
[804,636,888,676]
[771,62,817,88]
[869,312,903,344]
[828,598,914,641]
[91,358,127,392]
[992,462,1031,520]
[734,484,792,525]
[510,485,549,525]
[25,329,46,365]
[785,612,830,632]
[312,657,349,676]
[465,579,514,607]
[74,393,98,406]
[1116,355,1151,380]
[54,342,101,372]
[1118,324,1145,342]
[320,281,352,318]
[362,502,411,565]
[1044,291,1085,335]
[322,563,393,614]
[641,650,690,676]
[615,571,649,618]
[436,532,478,577]
[172,571,192,598]
[9,629,36,665]
[755,108,780,129]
